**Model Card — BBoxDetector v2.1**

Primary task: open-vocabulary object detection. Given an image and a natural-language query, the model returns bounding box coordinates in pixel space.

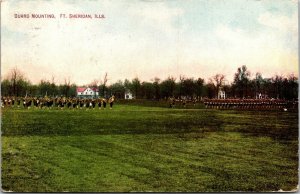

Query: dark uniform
[108,96,115,109]
[102,98,107,108]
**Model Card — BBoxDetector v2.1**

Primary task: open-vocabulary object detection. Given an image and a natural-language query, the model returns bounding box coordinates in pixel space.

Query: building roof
[77,87,86,92]
[76,87,99,93]
[90,87,99,92]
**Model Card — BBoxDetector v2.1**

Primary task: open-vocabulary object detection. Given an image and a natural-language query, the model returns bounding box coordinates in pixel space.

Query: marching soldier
[80,99,84,108]
[172,98,176,108]
[97,98,102,109]
[16,97,21,108]
[168,97,173,108]
[67,98,72,108]
[192,97,197,107]
[102,98,107,109]
[91,99,96,109]
[108,95,115,109]
[1,97,3,106]
[182,98,187,108]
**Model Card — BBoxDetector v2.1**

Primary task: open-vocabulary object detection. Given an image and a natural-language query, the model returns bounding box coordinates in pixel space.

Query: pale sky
[1,0,298,85]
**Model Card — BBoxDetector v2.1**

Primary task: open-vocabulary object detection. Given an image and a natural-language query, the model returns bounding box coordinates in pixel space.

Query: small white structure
[77,87,99,98]
[124,90,133,99]
[256,93,262,99]
[256,92,268,99]
[218,89,226,99]
[218,79,227,99]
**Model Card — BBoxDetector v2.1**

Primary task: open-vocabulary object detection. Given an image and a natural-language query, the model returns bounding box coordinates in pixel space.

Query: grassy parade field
[1,104,298,192]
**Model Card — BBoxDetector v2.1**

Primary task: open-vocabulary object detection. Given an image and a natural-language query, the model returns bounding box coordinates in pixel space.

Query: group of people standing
[1,95,115,110]
[203,98,297,110]
[168,97,197,108]
[167,96,297,111]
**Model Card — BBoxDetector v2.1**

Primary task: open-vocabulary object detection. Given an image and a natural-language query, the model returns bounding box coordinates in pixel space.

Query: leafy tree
[124,79,131,90]
[160,76,176,99]
[109,80,125,99]
[39,80,52,97]
[141,82,155,99]
[209,74,225,98]
[195,78,205,98]
[59,77,75,97]
[69,84,77,97]
[28,84,39,97]
[178,75,185,97]
[233,65,251,98]
[152,77,160,100]
[286,74,298,100]
[181,77,197,98]
[131,77,141,98]
[1,79,11,96]
[255,73,263,91]
[204,82,216,99]
[271,74,298,100]
[271,75,284,99]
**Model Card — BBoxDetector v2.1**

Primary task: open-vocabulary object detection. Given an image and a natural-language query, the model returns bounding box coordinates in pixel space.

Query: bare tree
[179,75,186,98]
[50,75,57,97]
[89,79,99,88]
[103,72,108,87]
[100,72,108,97]
[63,77,71,97]
[209,74,225,98]
[233,65,251,98]
[5,67,30,96]
[88,79,99,98]
[10,68,23,96]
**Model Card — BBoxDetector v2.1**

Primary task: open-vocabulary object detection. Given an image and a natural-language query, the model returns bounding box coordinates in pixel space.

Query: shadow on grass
[2,107,298,141]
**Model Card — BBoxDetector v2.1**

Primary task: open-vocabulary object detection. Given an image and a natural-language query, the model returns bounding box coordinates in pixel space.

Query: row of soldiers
[168,97,198,108]
[203,98,298,110]
[1,96,115,109]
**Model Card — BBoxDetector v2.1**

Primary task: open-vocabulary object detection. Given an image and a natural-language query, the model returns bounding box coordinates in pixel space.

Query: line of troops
[203,99,298,110]
[1,96,115,109]
[168,97,198,108]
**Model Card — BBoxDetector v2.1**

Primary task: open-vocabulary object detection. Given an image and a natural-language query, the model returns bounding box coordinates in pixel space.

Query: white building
[77,87,99,98]
[218,89,226,99]
[218,79,227,99]
[124,89,133,99]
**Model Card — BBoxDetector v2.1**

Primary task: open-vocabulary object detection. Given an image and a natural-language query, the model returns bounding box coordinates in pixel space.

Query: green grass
[1,105,298,192]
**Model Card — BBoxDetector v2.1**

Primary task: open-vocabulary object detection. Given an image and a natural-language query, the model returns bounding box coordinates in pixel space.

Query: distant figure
[92,99,96,109]
[108,95,115,109]
[102,98,107,109]
[192,97,197,106]
[72,99,77,109]
[79,99,84,109]
[17,98,21,108]
[182,98,187,108]
[168,97,174,108]
[97,98,102,109]
[89,99,93,109]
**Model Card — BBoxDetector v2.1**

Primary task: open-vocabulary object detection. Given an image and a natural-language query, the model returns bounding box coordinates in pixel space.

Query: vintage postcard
[1,0,298,192]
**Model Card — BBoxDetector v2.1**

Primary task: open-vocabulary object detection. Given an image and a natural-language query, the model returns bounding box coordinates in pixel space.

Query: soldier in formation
[108,95,115,109]
[203,98,293,110]
[1,95,117,110]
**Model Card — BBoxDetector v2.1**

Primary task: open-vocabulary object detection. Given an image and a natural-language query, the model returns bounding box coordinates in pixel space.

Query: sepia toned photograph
[1,0,298,192]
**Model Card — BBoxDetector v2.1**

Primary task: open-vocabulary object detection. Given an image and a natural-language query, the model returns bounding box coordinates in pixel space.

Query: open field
[1,104,298,192]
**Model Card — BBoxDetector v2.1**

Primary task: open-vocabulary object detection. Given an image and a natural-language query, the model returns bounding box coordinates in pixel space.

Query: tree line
[1,65,298,100]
